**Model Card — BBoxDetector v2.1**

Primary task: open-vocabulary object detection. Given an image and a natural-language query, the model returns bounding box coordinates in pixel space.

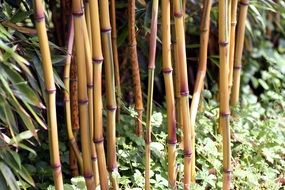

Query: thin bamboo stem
[63,16,83,172]
[228,0,238,94]
[82,14,100,187]
[110,0,122,123]
[85,0,92,52]
[99,0,119,189]
[72,1,95,189]
[161,0,177,188]
[128,0,144,136]
[145,1,159,189]
[231,0,249,106]
[33,1,64,189]
[89,0,109,189]
[218,0,231,189]
[173,0,192,188]
[189,0,212,182]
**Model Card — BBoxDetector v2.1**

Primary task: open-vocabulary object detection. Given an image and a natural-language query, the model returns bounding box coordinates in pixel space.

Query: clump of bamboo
[145,1,159,189]
[190,0,212,181]
[231,0,249,106]
[99,0,119,189]
[128,0,144,136]
[228,0,238,94]
[110,0,122,122]
[72,0,95,189]
[173,0,193,188]
[218,0,231,189]
[89,0,109,188]
[63,16,83,173]
[33,0,64,189]
[161,0,177,188]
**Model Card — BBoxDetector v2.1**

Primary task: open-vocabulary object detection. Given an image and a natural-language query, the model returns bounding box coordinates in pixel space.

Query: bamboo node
[107,165,118,172]
[92,58,104,64]
[231,21,237,26]
[163,68,173,74]
[233,65,242,70]
[101,28,112,33]
[223,168,232,174]
[107,105,117,112]
[219,41,229,47]
[180,91,189,96]
[168,139,177,145]
[70,78,78,82]
[174,12,183,18]
[84,173,94,180]
[87,84,94,89]
[45,88,56,94]
[63,98,70,102]
[51,163,62,169]
[220,112,230,118]
[94,137,104,144]
[78,99,88,105]
[91,156,97,161]
[72,12,84,17]
[35,15,45,22]
[239,1,249,6]
[184,151,192,157]
[200,29,208,33]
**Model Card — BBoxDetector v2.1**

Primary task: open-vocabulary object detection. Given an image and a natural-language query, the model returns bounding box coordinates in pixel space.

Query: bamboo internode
[33,0,64,189]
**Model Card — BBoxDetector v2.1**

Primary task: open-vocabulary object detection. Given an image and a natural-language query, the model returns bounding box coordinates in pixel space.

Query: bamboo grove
[33,0,250,189]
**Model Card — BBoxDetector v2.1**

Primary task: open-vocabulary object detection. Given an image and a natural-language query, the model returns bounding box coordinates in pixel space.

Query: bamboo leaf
[0,162,20,190]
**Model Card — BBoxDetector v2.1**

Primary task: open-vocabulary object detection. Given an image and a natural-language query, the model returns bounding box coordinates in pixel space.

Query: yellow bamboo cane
[228,0,238,93]
[72,1,95,189]
[189,0,212,182]
[173,0,193,188]
[218,0,231,189]
[33,1,64,189]
[110,0,122,123]
[89,0,109,189]
[99,0,119,189]
[161,0,177,188]
[231,0,249,106]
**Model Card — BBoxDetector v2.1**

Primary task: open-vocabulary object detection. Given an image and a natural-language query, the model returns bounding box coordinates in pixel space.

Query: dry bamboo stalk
[218,0,231,189]
[231,0,249,106]
[63,16,83,172]
[33,1,64,189]
[145,1,159,189]
[161,0,177,188]
[110,0,122,122]
[99,0,119,189]
[128,0,144,136]
[228,0,238,94]
[173,0,193,188]
[89,0,109,189]
[72,1,95,188]
[189,0,212,182]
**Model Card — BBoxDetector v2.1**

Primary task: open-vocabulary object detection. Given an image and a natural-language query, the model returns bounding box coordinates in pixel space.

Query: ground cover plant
[0,0,284,189]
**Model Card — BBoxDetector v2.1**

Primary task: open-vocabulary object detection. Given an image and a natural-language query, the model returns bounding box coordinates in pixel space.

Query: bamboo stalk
[84,0,92,52]
[173,0,192,188]
[81,14,100,187]
[231,0,249,106]
[33,1,64,189]
[89,0,109,189]
[99,0,119,189]
[161,0,177,188]
[228,0,238,94]
[63,16,83,172]
[128,0,144,136]
[72,1,95,189]
[145,1,159,189]
[110,0,122,123]
[218,0,231,189]
[189,0,212,182]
